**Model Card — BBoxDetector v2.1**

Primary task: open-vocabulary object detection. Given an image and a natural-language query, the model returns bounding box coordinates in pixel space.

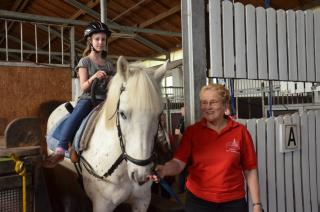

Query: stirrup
[68,145,79,163]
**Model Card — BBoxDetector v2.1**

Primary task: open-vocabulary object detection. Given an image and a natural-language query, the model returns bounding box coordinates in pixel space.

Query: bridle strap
[103,153,126,177]
[79,84,159,179]
[103,84,158,176]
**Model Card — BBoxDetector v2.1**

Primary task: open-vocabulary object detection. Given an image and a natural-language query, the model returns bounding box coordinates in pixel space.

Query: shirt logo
[226,139,240,154]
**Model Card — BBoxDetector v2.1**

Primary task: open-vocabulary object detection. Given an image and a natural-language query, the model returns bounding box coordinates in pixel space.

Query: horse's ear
[117,56,129,79]
[153,60,168,83]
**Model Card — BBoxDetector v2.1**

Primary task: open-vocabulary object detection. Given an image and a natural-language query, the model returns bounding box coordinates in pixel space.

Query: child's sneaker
[42,147,65,168]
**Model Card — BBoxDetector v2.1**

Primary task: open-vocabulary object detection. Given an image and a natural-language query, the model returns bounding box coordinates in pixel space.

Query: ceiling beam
[64,0,166,54]
[108,5,180,46]
[108,54,168,62]
[139,5,180,28]
[0,9,88,26]
[64,0,168,53]
[10,0,24,11]
[64,0,180,37]
[69,0,100,19]
[134,35,166,52]
[0,0,31,46]
[111,0,148,22]
[294,0,320,9]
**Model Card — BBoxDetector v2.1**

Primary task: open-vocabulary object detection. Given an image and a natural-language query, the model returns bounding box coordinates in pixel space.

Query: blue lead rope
[159,179,184,207]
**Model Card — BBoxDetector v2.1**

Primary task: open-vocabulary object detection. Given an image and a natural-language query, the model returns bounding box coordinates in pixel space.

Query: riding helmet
[84,21,111,38]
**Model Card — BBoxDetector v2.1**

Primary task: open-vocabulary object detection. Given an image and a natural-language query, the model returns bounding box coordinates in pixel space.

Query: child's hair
[82,39,107,59]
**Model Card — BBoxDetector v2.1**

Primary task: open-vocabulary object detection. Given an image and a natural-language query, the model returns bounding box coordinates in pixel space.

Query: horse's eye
[120,111,127,120]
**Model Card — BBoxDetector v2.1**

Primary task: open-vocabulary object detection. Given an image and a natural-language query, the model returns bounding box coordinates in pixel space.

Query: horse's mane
[102,64,164,128]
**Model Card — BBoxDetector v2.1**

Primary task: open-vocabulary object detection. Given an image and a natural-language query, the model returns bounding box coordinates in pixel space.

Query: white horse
[47,56,168,212]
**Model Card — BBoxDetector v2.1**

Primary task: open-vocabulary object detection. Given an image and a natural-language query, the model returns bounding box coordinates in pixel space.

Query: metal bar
[0,47,172,63]
[100,0,106,23]
[48,25,51,63]
[37,24,85,49]
[268,81,273,117]
[35,24,38,63]
[0,33,63,62]
[230,79,235,115]
[70,26,75,68]
[0,9,87,26]
[5,20,8,61]
[62,1,181,37]
[111,0,147,22]
[61,26,64,64]
[261,82,265,117]
[0,48,71,56]
[107,54,169,62]
[182,0,207,125]
[0,0,31,46]
[139,5,180,28]
[264,0,271,8]
[109,21,181,37]
[20,21,23,61]
[2,54,20,61]
[25,21,162,58]
[64,0,99,19]
[134,35,166,53]
[0,61,69,68]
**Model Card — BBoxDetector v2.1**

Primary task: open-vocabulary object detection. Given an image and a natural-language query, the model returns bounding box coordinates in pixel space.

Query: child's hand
[92,70,106,80]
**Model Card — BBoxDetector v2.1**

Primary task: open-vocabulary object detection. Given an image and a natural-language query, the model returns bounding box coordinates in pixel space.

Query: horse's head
[103,56,168,184]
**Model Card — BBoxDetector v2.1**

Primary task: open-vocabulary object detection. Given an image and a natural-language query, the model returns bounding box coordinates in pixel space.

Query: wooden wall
[238,111,320,212]
[0,66,71,147]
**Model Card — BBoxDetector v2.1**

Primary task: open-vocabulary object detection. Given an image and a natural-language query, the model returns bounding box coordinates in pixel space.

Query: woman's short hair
[199,84,230,103]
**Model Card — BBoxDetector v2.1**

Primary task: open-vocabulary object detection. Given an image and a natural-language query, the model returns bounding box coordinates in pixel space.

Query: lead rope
[10,154,27,212]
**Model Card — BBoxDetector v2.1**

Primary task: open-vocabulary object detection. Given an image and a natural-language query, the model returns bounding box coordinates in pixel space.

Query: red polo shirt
[174,117,257,203]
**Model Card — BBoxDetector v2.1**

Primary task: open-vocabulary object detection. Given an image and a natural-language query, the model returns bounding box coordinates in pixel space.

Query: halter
[79,83,159,180]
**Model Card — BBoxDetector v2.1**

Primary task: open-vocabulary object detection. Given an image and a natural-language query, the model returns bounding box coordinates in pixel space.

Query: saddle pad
[47,103,103,157]
[74,103,103,152]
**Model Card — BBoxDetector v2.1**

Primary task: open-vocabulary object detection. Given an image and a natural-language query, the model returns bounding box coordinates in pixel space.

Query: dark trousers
[186,190,248,212]
[53,99,94,150]
[179,168,188,192]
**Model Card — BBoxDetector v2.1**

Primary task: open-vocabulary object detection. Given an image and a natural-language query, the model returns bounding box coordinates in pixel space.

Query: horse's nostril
[131,171,147,185]
[138,180,146,186]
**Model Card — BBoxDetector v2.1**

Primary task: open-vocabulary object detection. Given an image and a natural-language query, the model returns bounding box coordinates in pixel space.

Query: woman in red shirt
[150,84,263,212]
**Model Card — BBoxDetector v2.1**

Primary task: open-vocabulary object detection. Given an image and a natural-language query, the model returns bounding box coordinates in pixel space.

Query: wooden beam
[111,0,148,22]
[139,5,180,28]
[11,0,24,11]
[294,0,320,9]
[0,0,30,45]
[69,0,100,20]
[109,5,180,45]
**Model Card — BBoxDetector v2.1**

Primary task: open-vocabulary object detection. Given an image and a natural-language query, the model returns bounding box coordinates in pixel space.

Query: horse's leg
[92,198,117,212]
[131,198,151,212]
[84,180,117,212]
[131,190,151,212]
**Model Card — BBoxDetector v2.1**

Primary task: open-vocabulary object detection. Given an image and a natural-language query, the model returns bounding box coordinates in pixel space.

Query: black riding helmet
[84,21,111,38]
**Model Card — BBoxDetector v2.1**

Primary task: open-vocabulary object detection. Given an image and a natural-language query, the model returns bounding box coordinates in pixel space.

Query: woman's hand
[253,205,263,212]
[148,165,165,183]
[148,159,186,183]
